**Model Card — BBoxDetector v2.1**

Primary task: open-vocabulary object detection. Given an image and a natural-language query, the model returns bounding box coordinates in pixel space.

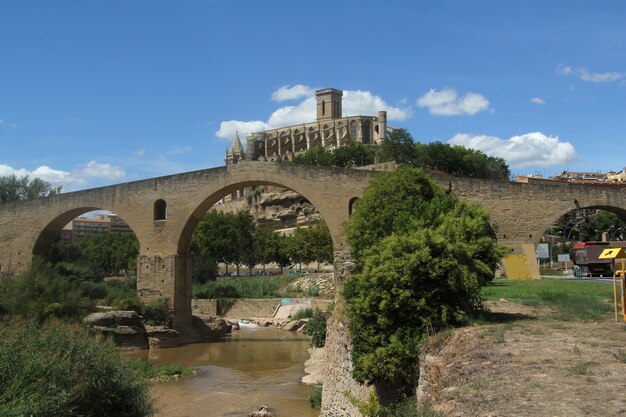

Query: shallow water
[128,326,319,417]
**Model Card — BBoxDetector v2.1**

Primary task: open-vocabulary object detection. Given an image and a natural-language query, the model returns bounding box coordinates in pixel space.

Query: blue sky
[1,1,625,191]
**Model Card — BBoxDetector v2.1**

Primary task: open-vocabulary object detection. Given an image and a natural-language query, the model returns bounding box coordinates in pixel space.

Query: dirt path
[419,300,626,417]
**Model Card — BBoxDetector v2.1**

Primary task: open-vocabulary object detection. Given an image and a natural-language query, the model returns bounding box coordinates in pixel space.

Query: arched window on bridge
[154,199,167,221]
[349,197,359,216]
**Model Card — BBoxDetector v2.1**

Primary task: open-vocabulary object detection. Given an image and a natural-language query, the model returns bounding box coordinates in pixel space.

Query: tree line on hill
[290,128,511,180]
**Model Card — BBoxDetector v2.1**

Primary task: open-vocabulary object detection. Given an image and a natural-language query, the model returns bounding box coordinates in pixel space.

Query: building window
[154,199,167,221]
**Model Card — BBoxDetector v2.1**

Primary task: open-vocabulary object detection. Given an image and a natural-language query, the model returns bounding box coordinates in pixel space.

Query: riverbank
[418,299,626,416]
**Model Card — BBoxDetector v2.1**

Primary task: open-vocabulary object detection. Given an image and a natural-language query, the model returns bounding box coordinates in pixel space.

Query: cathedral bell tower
[315,88,343,121]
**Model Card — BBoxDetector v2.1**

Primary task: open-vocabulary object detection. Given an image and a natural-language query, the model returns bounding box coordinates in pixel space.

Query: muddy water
[130,326,319,417]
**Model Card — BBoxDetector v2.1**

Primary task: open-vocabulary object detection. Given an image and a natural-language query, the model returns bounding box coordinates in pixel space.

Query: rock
[302,347,325,385]
[190,316,233,340]
[92,325,148,349]
[145,325,180,349]
[282,319,304,331]
[84,311,143,327]
[250,406,273,417]
[85,311,148,349]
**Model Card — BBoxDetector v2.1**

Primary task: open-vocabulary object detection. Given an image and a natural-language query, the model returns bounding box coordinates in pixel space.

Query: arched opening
[29,208,142,316]
[176,180,341,321]
[539,206,626,277]
[154,199,167,221]
[349,197,359,216]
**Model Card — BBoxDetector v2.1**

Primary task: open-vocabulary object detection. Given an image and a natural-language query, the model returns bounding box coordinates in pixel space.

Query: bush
[309,384,322,409]
[0,258,94,321]
[344,167,505,389]
[304,309,328,348]
[292,307,314,320]
[142,298,173,326]
[79,280,108,299]
[0,320,152,416]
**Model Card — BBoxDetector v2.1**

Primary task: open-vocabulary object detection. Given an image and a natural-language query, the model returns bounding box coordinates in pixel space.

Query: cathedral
[226,88,389,166]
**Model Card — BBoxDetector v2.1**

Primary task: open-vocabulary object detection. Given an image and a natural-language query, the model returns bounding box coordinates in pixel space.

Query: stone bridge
[1,162,625,325]
[1,161,625,416]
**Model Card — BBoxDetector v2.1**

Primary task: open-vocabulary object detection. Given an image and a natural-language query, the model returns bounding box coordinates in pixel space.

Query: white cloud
[216,120,271,140]
[448,131,577,169]
[216,86,412,140]
[134,148,145,157]
[0,160,125,190]
[417,88,491,116]
[557,65,625,83]
[271,84,315,102]
[76,160,125,180]
[343,90,412,121]
[530,97,545,105]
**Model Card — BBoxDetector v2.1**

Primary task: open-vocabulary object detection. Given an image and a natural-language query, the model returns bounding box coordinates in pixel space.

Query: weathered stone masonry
[0,162,624,416]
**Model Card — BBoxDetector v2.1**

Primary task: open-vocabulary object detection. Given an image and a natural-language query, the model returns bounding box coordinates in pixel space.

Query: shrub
[142,298,173,326]
[304,309,328,348]
[0,320,152,416]
[309,384,322,409]
[0,257,94,321]
[292,307,314,320]
[344,167,505,390]
[79,280,108,299]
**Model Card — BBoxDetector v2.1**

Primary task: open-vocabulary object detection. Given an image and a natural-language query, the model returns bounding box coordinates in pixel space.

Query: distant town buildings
[61,213,132,244]
[516,167,626,185]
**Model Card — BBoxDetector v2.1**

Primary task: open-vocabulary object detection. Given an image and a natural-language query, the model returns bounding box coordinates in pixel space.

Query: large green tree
[0,174,61,203]
[344,166,505,394]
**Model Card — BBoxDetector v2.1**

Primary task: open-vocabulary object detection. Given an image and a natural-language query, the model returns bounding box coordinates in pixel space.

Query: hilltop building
[225,88,389,165]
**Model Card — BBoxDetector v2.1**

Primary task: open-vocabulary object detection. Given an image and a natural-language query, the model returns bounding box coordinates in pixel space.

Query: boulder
[92,325,148,350]
[84,311,143,327]
[282,319,305,332]
[146,325,180,349]
[85,311,148,349]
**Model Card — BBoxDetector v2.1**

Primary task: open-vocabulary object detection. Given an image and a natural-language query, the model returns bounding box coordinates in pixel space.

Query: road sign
[557,254,570,262]
[536,243,549,259]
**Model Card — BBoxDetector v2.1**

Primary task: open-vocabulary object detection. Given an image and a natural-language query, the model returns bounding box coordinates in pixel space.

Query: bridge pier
[136,253,192,326]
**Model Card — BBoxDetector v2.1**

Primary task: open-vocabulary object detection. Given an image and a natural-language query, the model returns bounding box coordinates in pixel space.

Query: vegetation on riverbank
[0,320,152,417]
[343,166,505,408]
[193,274,298,299]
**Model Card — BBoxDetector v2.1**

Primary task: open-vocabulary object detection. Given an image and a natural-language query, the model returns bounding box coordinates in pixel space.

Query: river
[128,325,320,417]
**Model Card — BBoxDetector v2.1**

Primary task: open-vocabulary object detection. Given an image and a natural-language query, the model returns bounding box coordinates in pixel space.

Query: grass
[570,361,590,375]
[193,274,297,299]
[613,349,626,363]
[481,279,615,321]
[125,357,192,379]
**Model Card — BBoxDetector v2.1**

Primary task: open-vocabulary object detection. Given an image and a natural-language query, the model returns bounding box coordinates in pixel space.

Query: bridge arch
[177,180,348,255]
[31,206,142,258]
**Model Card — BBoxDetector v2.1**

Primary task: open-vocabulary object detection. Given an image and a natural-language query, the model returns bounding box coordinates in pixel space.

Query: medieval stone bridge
[0,162,625,325]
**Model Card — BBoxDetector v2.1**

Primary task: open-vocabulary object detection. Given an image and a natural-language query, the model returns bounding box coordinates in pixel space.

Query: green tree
[378,128,416,165]
[77,232,139,278]
[344,166,505,393]
[291,142,376,168]
[0,174,61,203]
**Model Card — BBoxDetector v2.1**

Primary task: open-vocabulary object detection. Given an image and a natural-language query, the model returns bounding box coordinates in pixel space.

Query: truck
[571,241,626,277]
